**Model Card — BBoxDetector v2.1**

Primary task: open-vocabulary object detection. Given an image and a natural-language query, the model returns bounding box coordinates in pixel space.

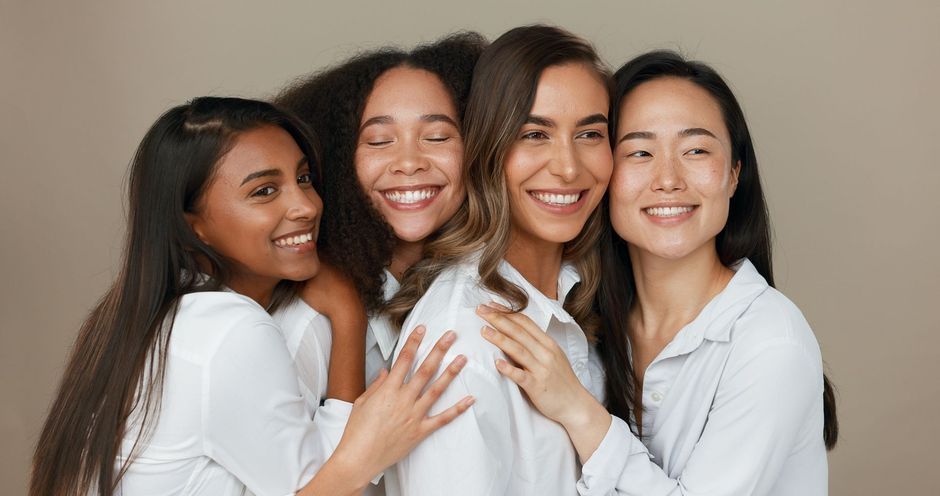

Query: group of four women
[31,24,837,496]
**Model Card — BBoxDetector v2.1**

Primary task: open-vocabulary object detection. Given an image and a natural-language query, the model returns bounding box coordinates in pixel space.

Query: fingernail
[481,326,494,337]
[463,396,475,407]
[443,330,456,343]
[455,354,467,366]
[476,304,491,314]
[415,325,426,336]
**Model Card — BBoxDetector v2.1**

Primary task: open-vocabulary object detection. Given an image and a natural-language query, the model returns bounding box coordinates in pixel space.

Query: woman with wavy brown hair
[385,25,612,495]
[477,51,838,495]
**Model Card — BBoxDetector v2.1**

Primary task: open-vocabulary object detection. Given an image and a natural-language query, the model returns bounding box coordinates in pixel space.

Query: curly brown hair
[275,32,487,311]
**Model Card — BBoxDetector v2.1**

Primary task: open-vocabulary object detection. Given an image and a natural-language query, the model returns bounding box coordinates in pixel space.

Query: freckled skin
[610,77,739,260]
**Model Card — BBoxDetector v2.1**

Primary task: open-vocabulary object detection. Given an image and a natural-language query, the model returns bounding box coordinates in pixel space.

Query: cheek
[583,146,614,184]
[354,151,383,192]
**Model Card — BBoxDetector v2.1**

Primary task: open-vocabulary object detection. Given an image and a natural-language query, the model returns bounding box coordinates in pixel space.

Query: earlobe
[730,161,742,197]
[184,212,210,246]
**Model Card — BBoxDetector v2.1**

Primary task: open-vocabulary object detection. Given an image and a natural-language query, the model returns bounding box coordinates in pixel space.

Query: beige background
[2,0,938,494]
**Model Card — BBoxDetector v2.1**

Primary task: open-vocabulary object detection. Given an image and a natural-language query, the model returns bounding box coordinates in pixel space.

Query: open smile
[273,229,317,252]
[380,185,443,210]
[527,189,588,213]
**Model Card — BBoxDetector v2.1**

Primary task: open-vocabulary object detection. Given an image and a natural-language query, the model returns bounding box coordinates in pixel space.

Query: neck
[389,238,424,282]
[225,274,277,309]
[627,242,733,341]
[505,229,564,300]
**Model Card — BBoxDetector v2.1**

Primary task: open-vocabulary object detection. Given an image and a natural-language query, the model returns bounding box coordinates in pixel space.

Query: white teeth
[383,188,439,204]
[531,191,581,206]
[645,206,694,217]
[275,232,314,247]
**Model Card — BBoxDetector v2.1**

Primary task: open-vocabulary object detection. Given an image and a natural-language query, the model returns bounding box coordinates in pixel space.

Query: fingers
[480,325,538,370]
[388,325,425,384]
[414,353,468,413]
[420,395,475,436]
[405,330,457,397]
[494,358,531,389]
[476,304,551,353]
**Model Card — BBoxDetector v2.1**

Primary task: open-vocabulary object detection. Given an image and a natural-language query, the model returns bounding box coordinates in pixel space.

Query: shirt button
[573,361,586,372]
[650,391,663,402]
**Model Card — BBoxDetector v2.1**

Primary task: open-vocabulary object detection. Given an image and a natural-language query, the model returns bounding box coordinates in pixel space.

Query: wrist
[558,391,608,435]
[325,446,373,493]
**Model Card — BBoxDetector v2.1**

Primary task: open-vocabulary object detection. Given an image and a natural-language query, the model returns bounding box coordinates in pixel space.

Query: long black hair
[276,32,487,311]
[30,97,321,495]
[597,50,838,450]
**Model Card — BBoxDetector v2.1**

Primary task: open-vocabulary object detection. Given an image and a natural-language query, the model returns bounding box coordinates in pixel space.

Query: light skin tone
[477,77,741,462]
[355,66,465,280]
[503,62,612,298]
[187,125,473,494]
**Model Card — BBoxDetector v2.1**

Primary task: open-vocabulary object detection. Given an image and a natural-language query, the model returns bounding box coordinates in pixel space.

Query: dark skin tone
[188,125,474,494]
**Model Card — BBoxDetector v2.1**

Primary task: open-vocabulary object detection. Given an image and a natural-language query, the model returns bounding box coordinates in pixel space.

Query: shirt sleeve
[201,317,352,496]
[394,333,511,495]
[578,341,821,496]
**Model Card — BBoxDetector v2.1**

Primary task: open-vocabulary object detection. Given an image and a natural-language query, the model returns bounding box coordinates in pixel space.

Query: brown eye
[252,186,277,197]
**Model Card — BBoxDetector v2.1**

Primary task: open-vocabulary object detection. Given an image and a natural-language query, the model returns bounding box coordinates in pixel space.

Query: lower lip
[528,192,588,214]
[643,207,697,224]
[274,239,317,254]
[381,190,442,211]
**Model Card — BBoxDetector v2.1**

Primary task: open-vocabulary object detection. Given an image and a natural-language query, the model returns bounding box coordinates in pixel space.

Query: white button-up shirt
[115,291,351,496]
[578,259,828,496]
[390,256,602,496]
[274,271,402,496]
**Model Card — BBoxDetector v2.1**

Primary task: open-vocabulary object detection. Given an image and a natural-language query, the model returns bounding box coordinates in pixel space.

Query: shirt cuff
[578,415,650,496]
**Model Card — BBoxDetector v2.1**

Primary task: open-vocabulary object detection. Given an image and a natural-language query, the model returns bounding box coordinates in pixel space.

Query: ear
[184,212,210,246]
[729,160,741,197]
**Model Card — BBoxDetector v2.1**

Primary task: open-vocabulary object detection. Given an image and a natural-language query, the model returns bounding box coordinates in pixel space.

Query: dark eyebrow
[421,114,459,127]
[359,115,393,132]
[679,127,717,139]
[240,168,281,186]
[577,114,608,127]
[524,115,554,127]
[617,131,655,144]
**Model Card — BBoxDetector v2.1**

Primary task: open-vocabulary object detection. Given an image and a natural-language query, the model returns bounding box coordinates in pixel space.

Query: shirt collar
[370,269,401,361]
[495,260,581,332]
[664,258,769,357]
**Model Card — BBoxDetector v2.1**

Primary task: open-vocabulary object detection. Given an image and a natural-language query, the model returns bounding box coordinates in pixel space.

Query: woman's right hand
[300,325,472,495]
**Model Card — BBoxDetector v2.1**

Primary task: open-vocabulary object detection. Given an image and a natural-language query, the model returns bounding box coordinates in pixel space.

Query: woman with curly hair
[274,32,485,496]
[274,31,485,387]
[384,25,612,495]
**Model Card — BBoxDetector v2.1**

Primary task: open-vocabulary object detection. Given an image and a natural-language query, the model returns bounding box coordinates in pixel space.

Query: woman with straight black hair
[29,96,473,496]
[478,51,838,495]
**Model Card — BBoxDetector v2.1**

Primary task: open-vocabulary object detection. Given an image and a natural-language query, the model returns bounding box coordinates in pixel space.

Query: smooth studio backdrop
[2,1,938,494]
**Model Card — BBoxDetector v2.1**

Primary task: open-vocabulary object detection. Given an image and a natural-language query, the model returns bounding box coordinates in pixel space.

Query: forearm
[326,313,367,401]
[559,390,613,463]
[297,448,370,496]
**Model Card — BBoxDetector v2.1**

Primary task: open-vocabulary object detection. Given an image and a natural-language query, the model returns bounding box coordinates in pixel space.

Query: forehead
[618,77,727,137]
[362,66,456,118]
[530,62,609,115]
[213,125,304,182]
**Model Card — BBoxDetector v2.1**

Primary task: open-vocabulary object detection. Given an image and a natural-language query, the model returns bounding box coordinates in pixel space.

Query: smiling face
[187,125,322,300]
[354,66,465,243]
[504,62,612,249]
[610,77,740,261]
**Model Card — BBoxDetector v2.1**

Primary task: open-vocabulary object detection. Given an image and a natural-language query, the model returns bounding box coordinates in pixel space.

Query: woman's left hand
[475,302,612,462]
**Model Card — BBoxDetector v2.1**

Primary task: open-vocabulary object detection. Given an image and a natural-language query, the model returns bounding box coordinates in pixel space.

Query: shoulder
[728,287,823,375]
[172,291,285,364]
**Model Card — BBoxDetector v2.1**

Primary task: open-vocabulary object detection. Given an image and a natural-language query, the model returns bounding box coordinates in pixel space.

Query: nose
[389,138,430,176]
[546,139,581,183]
[652,154,685,193]
[286,185,321,222]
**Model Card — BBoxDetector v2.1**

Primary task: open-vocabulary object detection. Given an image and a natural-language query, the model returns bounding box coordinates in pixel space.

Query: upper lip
[272,227,316,242]
[527,188,587,194]
[379,183,443,192]
[641,201,697,209]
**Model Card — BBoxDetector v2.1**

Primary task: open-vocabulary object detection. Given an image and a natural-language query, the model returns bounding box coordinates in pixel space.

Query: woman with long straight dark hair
[478,51,838,495]
[385,25,612,495]
[29,97,473,496]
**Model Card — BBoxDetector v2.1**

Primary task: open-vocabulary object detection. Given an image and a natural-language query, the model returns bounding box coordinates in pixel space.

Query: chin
[281,260,321,282]
[391,223,437,244]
